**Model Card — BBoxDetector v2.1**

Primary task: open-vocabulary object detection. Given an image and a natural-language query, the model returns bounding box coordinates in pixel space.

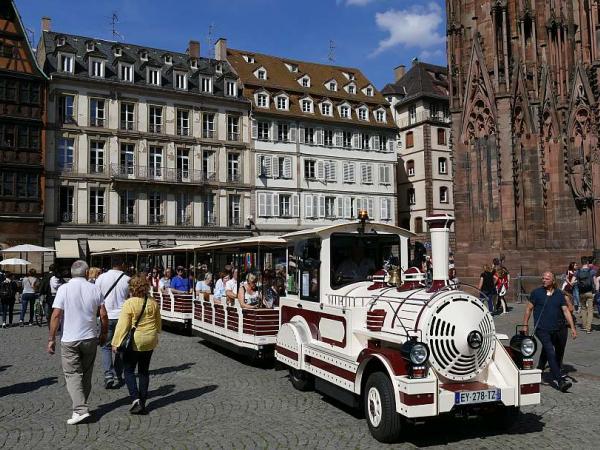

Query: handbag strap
[103,272,126,300]
[132,295,148,329]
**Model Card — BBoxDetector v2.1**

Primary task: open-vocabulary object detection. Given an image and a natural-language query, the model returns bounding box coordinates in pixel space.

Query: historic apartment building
[0,1,47,254]
[448,0,600,275]
[382,61,453,241]
[36,21,252,259]
[224,41,398,233]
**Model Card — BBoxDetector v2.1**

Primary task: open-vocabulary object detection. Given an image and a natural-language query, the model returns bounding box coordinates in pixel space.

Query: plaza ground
[0,301,598,449]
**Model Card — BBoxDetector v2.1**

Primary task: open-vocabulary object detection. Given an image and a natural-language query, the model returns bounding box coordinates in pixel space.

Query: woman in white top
[19,269,39,326]
[237,273,260,309]
[195,272,213,301]
[224,268,238,306]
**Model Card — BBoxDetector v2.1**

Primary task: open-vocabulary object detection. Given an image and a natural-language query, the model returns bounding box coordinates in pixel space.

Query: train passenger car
[275,213,541,442]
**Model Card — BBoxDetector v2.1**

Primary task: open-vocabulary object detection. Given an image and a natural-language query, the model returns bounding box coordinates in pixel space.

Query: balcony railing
[177,127,190,136]
[204,215,217,227]
[202,129,215,139]
[120,214,135,224]
[61,211,74,223]
[176,214,192,226]
[397,111,451,129]
[110,163,212,185]
[229,217,242,227]
[120,120,135,131]
[149,123,162,133]
[57,163,75,174]
[228,132,239,141]
[89,213,106,224]
[89,164,105,175]
[227,173,241,183]
[90,117,105,127]
[149,215,164,225]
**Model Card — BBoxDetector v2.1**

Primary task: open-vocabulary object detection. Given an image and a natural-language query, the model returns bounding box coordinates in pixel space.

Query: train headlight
[510,333,537,357]
[401,340,430,365]
[520,337,536,357]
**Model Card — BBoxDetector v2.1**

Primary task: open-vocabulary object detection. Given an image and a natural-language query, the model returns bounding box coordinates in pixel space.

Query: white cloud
[419,49,445,61]
[373,2,446,56]
[337,0,378,6]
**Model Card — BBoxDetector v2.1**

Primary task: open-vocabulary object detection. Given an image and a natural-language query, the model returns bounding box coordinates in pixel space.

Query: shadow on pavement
[199,340,275,369]
[0,376,58,397]
[149,362,195,376]
[92,383,176,421]
[146,384,218,412]
[0,365,11,373]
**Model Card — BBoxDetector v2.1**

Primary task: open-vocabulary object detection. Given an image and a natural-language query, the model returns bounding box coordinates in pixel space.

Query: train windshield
[330,232,401,289]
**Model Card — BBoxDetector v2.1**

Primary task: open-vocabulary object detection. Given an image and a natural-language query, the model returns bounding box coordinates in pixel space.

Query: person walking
[494,267,510,315]
[1,272,18,328]
[477,264,496,313]
[523,271,577,392]
[563,262,578,311]
[112,275,161,415]
[19,269,39,326]
[47,260,109,425]
[576,257,595,334]
[95,258,130,389]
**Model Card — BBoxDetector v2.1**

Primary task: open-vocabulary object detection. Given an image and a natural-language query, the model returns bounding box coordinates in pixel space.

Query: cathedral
[447,0,600,276]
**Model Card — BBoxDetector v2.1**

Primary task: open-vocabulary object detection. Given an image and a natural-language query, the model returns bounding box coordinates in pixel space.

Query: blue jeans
[123,350,153,407]
[101,319,123,381]
[572,285,580,309]
[480,290,495,312]
[19,293,36,323]
[1,301,15,324]
[535,329,562,384]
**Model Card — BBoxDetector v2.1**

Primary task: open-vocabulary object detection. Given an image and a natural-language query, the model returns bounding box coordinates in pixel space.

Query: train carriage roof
[281,222,415,240]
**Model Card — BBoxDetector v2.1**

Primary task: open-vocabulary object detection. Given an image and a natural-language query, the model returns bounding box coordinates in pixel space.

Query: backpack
[578,268,593,293]
[0,281,13,299]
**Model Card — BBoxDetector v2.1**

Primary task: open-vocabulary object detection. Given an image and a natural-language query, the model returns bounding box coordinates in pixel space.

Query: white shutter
[264,156,272,178]
[343,162,349,182]
[343,197,351,218]
[305,194,313,218]
[256,155,264,177]
[353,133,360,149]
[316,128,324,145]
[265,193,273,217]
[207,152,216,175]
[292,194,299,217]
[330,161,337,182]
[349,163,355,183]
[258,193,266,217]
[380,197,389,220]
[251,120,257,139]
[337,196,343,218]
[316,160,325,180]
[335,131,343,147]
[284,157,292,179]
[272,157,280,178]
[318,196,325,218]
[299,127,305,143]
[373,135,380,151]
[289,126,297,142]
[388,139,395,153]
[272,193,279,217]
[367,198,374,217]
[274,123,280,141]
[361,164,367,184]
[366,165,373,183]
[379,165,385,184]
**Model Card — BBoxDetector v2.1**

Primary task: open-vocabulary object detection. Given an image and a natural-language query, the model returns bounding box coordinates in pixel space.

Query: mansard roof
[381,61,449,105]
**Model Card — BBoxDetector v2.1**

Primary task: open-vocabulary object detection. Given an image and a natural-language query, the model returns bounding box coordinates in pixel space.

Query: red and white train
[91,213,541,443]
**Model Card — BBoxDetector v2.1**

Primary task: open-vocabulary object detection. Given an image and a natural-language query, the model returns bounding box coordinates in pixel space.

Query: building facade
[225,42,398,233]
[382,61,453,241]
[448,0,600,275]
[36,22,252,259]
[0,1,47,261]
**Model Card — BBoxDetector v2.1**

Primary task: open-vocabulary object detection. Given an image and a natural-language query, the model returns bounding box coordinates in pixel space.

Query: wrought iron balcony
[61,211,74,223]
[202,129,215,139]
[120,120,135,131]
[149,214,164,225]
[149,124,162,133]
[177,127,190,136]
[89,164,106,175]
[227,173,242,183]
[176,214,192,226]
[89,213,106,224]
[90,117,105,127]
[204,215,217,227]
[227,132,240,142]
[110,164,210,185]
[120,214,135,224]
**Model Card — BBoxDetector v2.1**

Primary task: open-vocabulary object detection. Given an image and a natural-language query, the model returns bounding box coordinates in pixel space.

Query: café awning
[88,240,141,253]
[54,240,80,259]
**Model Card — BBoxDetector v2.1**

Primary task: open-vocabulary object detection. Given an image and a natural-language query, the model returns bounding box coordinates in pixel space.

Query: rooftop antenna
[25,27,35,47]
[110,12,124,41]
[328,39,336,64]
[207,23,215,59]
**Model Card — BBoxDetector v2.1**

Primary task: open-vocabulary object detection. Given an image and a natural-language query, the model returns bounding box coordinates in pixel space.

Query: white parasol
[1,244,56,253]
[0,258,32,266]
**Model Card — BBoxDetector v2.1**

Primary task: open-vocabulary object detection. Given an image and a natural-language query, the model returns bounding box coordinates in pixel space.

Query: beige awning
[175,240,212,246]
[55,240,80,259]
[88,240,141,253]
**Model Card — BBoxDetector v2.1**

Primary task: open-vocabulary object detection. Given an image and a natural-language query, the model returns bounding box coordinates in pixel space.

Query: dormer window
[200,76,212,93]
[56,36,66,47]
[190,59,198,70]
[299,76,310,88]
[148,68,161,86]
[164,54,172,64]
[301,98,313,113]
[285,63,298,72]
[139,50,148,61]
[276,95,289,110]
[226,80,237,97]
[89,58,104,78]
[346,83,356,94]
[114,47,122,57]
[357,107,368,121]
[320,102,332,116]
[327,80,337,91]
[256,92,269,108]
[58,53,74,74]
[342,71,355,81]
[119,63,134,82]
[376,109,386,122]
[243,54,256,63]
[363,85,374,96]
[215,62,222,74]
[339,104,350,119]
[175,72,187,90]
[86,41,95,52]
[256,68,267,80]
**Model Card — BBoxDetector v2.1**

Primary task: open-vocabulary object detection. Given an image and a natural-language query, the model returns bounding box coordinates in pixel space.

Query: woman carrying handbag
[112,275,161,415]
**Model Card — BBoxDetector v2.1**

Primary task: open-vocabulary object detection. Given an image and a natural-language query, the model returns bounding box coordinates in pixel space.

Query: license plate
[454,389,501,405]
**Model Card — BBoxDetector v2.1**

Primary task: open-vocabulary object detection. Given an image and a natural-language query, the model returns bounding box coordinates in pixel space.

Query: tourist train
[90,213,541,443]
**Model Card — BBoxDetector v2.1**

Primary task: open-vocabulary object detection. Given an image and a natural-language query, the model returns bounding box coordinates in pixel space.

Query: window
[89,98,105,127]
[176,193,191,225]
[277,122,289,142]
[17,126,39,149]
[120,143,135,175]
[119,63,134,82]
[414,217,423,233]
[440,186,449,203]
[378,135,388,152]
[59,186,74,222]
[276,96,288,110]
[407,188,416,205]
[58,94,75,123]
[304,160,316,179]
[361,164,373,184]
[149,192,163,224]
[438,157,448,174]
[14,173,38,198]
[304,127,315,144]
[0,79,17,102]
[0,172,14,196]
[340,105,350,118]
[89,59,104,78]
[202,151,216,180]
[204,193,216,225]
[57,138,74,171]
[343,162,355,183]
[226,115,240,141]
[149,146,163,179]
[139,50,148,61]
[324,129,333,146]
[149,106,163,133]
[361,133,370,150]
[120,191,135,224]
[301,76,310,87]
[343,131,352,148]
[226,80,237,97]
[380,198,391,220]
[229,195,241,226]
[257,69,266,80]
[430,103,439,118]
[257,93,268,108]
[1,124,15,148]
[321,103,331,116]
[200,77,212,93]
[376,109,385,122]
[176,148,190,181]
[89,141,105,174]
[406,131,414,148]
[258,155,292,179]
[325,197,336,218]
[348,85,356,94]
[301,99,313,113]
[358,108,368,121]
[177,109,190,136]
[113,47,122,57]
[280,194,292,217]
[120,102,135,130]
[227,153,240,182]
[365,87,373,96]
[379,165,391,184]
[148,68,161,86]
[164,54,172,64]
[437,128,447,145]
[89,188,105,223]
[328,81,337,91]
[406,160,415,176]
[243,54,255,63]
[324,160,336,182]
[257,121,270,140]
[409,105,416,124]
[202,113,215,138]
[59,53,74,73]
[175,72,187,90]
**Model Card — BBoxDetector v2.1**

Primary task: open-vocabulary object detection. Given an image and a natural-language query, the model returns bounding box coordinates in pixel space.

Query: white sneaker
[1,323,6,329]
[67,412,90,425]
[129,399,140,412]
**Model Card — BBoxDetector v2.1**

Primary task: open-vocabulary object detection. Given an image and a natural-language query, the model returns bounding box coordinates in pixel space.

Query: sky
[15,0,447,90]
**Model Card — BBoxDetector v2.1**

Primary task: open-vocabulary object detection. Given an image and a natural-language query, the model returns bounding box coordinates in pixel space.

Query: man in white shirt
[224,268,239,306]
[47,260,108,425]
[95,258,130,389]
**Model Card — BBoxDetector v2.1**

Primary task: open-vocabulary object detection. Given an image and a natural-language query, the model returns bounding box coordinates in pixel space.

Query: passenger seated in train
[237,273,261,309]
[334,245,375,284]
[224,268,239,306]
[263,277,284,308]
[195,272,213,301]
[171,266,192,294]
[213,267,231,304]
[159,268,173,292]
[147,267,161,291]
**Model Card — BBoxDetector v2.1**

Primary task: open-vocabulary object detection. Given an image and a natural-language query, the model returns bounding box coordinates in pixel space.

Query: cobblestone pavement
[0,301,598,449]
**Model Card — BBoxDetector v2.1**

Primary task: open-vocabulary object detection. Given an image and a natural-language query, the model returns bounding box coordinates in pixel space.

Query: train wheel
[364,372,402,443]
[289,368,314,392]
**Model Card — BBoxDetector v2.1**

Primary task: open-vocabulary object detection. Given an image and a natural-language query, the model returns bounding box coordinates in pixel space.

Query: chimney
[188,40,200,58]
[41,17,51,32]
[394,64,405,81]
[215,37,227,61]
[424,214,455,292]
